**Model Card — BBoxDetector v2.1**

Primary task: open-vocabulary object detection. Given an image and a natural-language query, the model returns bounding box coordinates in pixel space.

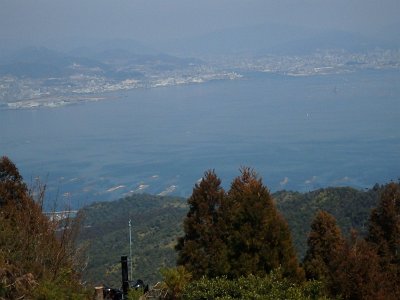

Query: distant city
[1,48,399,109]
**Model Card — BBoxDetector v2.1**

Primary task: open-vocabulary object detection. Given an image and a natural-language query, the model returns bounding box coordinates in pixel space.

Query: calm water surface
[1,70,399,208]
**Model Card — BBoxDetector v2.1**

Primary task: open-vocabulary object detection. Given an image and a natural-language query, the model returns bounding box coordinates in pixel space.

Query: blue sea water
[1,70,399,209]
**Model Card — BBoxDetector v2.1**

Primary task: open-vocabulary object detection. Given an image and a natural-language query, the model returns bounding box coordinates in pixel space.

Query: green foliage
[275,186,382,258]
[77,178,382,287]
[160,266,192,299]
[77,193,188,286]
[127,288,144,300]
[32,269,90,300]
[182,270,328,300]
[3,156,397,299]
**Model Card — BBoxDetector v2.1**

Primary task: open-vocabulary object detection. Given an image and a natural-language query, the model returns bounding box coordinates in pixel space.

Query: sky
[0,0,399,48]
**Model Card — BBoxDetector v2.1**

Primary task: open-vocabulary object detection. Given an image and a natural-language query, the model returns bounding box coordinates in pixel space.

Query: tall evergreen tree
[176,170,228,278]
[366,182,400,297]
[223,167,301,279]
[304,208,399,299]
[333,231,392,300]
[367,182,400,266]
[303,210,344,286]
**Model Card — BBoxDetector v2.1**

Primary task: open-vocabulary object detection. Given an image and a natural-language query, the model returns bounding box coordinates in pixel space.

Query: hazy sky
[0,0,399,46]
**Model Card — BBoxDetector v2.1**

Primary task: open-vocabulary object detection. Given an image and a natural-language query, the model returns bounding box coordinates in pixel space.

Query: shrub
[182,269,328,300]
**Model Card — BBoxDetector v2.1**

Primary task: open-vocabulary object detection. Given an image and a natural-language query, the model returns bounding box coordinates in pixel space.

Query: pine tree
[303,210,344,286]
[176,170,228,278]
[223,167,301,279]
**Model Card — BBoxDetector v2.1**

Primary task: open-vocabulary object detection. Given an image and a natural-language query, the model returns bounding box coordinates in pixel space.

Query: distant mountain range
[0,46,108,78]
[1,21,399,65]
[0,45,202,79]
[156,22,400,56]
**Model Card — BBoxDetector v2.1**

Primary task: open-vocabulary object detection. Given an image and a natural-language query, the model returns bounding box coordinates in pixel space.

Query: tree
[0,156,27,206]
[367,182,400,266]
[176,170,228,278]
[223,167,301,280]
[365,182,400,298]
[303,210,344,288]
[304,210,398,299]
[333,231,392,300]
[0,157,88,299]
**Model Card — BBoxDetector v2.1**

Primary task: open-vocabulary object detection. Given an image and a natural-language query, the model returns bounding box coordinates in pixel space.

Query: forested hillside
[275,185,382,258]
[78,184,383,286]
[78,194,187,286]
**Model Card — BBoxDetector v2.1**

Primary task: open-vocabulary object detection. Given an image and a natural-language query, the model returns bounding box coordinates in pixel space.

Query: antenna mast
[129,219,133,282]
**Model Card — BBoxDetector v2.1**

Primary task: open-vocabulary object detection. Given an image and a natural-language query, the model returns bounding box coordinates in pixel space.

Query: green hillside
[275,185,382,258]
[78,186,382,287]
[77,194,187,286]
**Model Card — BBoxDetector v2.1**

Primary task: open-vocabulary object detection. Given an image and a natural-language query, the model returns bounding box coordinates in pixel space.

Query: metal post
[121,255,129,298]
[129,219,133,282]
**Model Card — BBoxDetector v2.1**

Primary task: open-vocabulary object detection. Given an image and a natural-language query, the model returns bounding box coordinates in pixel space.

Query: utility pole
[129,219,133,282]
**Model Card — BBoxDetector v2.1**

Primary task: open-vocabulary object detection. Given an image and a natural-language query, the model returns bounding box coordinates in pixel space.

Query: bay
[1,70,399,209]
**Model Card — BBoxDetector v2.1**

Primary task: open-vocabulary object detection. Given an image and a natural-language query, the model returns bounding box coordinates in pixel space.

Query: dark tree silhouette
[334,231,392,300]
[367,182,400,266]
[176,170,228,278]
[303,210,344,288]
[0,156,27,206]
[304,205,400,299]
